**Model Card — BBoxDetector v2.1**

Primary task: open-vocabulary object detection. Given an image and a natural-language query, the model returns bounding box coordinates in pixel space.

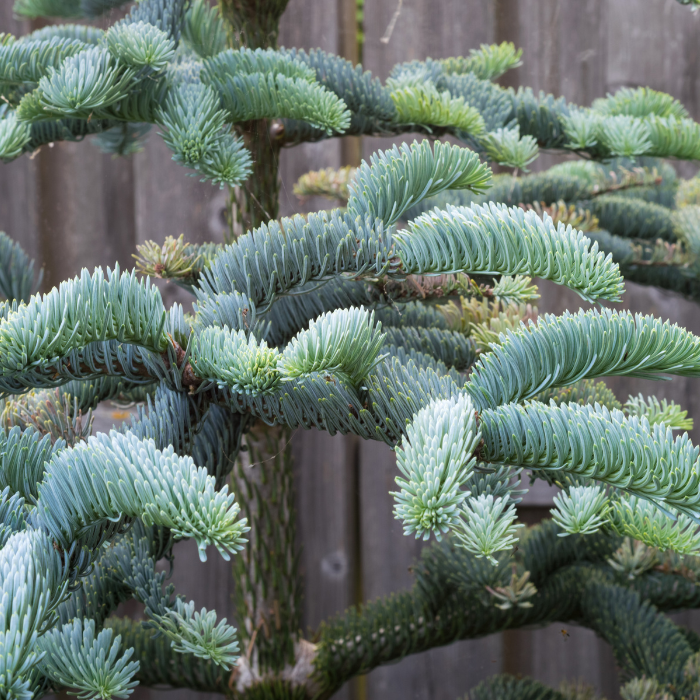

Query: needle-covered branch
[34,429,249,558]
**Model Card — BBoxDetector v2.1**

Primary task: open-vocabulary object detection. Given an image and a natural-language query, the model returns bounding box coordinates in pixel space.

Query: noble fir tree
[4,2,700,700]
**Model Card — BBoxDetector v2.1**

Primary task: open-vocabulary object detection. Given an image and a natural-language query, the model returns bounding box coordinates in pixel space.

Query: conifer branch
[36,618,140,700]
[467,309,700,410]
[397,202,623,302]
[0,266,168,390]
[35,430,249,558]
[478,401,700,519]
[0,231,42,302]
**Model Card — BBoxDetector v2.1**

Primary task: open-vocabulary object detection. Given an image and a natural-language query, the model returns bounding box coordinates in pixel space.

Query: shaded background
[3,1,700,698]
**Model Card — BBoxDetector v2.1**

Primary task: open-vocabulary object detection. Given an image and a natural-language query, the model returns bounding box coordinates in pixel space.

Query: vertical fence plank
[605,0,699,100]
[278,0,343,219]
[494,3,621,697]
[359,3,501,699]
[34,143,135,288]
[292,432,358,636]
[496,0,608,102]
[0,153,39,267]
[360,0,496,158]
[363,0,496,82]
[132,134,228,310]
[496,0,609,171]
[279,5,359,700]
[503,625,620,698]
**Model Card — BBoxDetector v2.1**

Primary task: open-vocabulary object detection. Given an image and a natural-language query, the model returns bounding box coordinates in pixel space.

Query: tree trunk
[218,0,291,239]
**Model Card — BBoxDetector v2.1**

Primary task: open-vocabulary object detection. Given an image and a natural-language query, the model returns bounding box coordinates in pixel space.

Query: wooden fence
[3,1,700,699]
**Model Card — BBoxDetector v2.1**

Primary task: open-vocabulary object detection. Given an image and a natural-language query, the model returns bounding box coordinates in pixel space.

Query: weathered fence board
[132,135,226,310]
[36,143,136,288]
[280,8,357,699]
[357,4,507,696]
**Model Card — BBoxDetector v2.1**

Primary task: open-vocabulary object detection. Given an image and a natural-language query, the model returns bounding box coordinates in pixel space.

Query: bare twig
[380,0,403,44]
